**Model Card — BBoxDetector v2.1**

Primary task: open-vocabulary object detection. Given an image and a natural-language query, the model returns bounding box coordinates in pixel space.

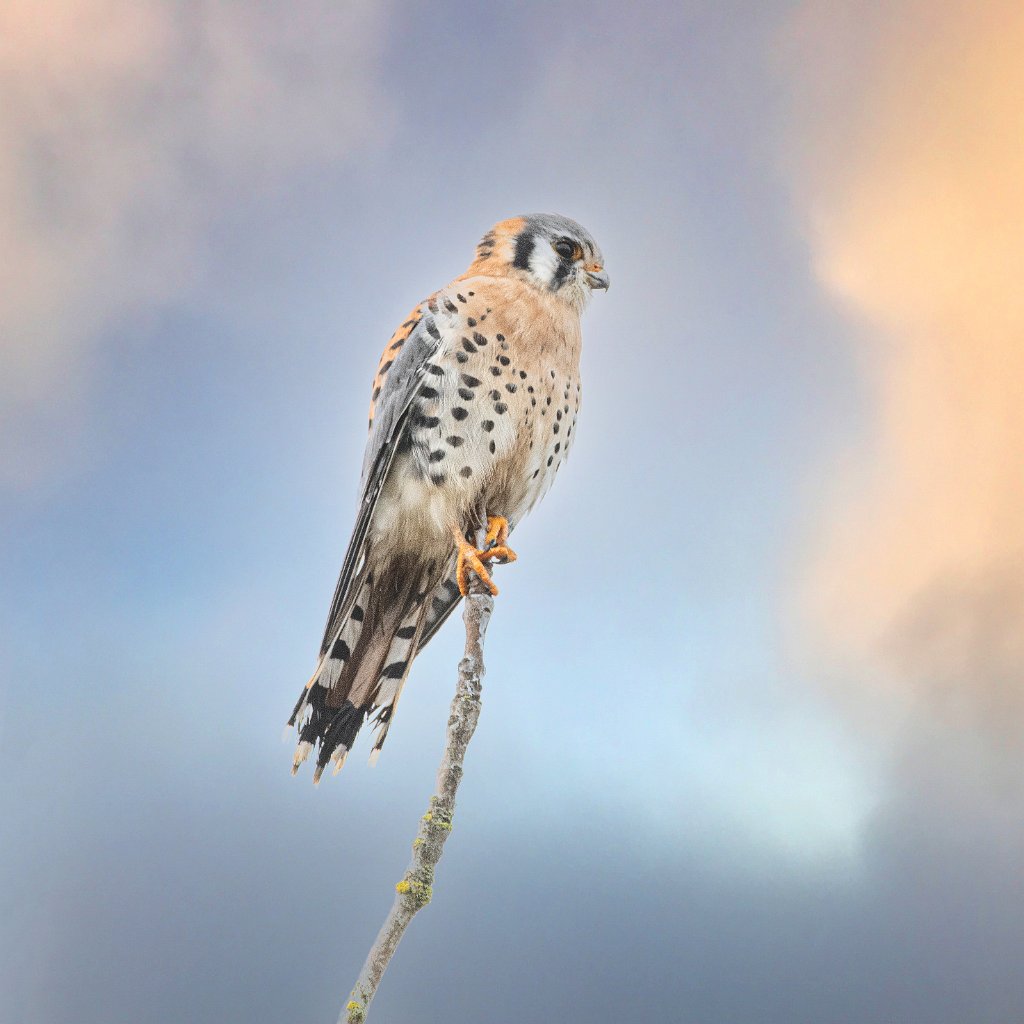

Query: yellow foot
[454,518,518,596]
[484,516,518,565]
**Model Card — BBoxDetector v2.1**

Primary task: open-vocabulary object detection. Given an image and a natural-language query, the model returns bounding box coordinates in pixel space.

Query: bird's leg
[453,517,518,596]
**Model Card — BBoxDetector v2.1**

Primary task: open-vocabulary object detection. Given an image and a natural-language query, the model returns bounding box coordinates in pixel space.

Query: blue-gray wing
[318,310,448,655]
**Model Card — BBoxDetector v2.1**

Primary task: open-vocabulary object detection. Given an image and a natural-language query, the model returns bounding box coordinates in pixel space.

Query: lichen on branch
[340,577,493,1024]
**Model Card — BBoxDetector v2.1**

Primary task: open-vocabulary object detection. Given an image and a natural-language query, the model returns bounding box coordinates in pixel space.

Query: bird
[288,213,609,782]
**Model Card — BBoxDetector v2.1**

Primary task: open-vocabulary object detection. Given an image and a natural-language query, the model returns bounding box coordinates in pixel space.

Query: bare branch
[340,585,493,1023]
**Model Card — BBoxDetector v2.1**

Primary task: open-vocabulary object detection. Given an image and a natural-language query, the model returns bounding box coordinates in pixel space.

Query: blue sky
[2,2,1022,1022]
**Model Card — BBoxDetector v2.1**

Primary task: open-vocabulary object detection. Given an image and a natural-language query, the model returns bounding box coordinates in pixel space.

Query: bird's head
[470,213,609,311]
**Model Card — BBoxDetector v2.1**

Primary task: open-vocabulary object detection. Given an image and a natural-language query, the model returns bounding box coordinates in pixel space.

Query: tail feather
[289,572,374,775]
[290,558,443,781]
[365,585,433,762]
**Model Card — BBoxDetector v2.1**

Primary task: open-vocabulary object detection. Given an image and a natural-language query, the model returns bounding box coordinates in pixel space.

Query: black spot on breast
[482,420,494,432]
[527,385,534,393]
[462,337,477,353]
[452,407,469,421]
[456,352,469,363]
[556,410,562,420]
[519,371,528,379]
[425,320,441,340]
[547,456,554,466]
[447,435,464,447]
[419,386,439,400]
[467,317,477,327]
[489,440,496,454]
[498,356,510,366]
[505,383,517,393]
[494,402,508,415]
[461,374,481,387]
[496,333,505,342]
[459,466,473,478]
[458,388,475,400]
[429,450,446,462]
[489,389,501,400]
[427,363,444,376]
[414,414,440,428]
[443,298,458,314]
[473,332,488,347]
[554,443,561,453]
[457,293,467,303]
[430,473,445,486]
[490,367,501,376]
[553,423,560,434]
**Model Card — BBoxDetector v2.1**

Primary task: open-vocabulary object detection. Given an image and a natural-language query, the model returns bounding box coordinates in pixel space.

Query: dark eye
[554,237,576,260]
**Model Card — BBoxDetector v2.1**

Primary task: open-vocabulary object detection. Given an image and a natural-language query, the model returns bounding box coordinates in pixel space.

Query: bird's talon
[484,515,510,549]
[486,544,517,565]
[455,533,510,596]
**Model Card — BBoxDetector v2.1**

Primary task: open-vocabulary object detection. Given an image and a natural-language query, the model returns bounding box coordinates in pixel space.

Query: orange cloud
[784,1,1024,736]
[0,1,390,489]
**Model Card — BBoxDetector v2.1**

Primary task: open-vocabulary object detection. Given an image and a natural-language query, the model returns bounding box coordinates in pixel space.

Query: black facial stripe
[552,259,572,289]
[513,230,535,271]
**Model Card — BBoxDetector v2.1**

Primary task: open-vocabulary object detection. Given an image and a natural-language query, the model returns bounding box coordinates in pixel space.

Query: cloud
[0,0,390,489]
[782,0,1024,744]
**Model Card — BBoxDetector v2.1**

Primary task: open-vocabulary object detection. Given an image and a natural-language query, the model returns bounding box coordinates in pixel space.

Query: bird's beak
[584,266,610,292]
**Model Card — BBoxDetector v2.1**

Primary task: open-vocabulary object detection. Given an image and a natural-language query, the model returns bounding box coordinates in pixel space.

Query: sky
[1,1,1022,1021]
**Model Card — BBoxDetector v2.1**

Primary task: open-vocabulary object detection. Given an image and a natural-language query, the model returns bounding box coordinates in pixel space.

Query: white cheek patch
[529,239,560,288]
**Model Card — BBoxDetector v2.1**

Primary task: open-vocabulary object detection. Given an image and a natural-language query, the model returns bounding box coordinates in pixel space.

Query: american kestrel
[289,214,609,781]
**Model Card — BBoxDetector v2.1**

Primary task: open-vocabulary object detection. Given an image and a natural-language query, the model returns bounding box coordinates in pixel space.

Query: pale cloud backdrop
[0,0,390,487]
[2,2,1021,1022]
[787,0,1024,741]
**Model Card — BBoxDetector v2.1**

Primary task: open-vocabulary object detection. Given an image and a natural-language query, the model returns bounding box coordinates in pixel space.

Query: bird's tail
[288,557,441,782]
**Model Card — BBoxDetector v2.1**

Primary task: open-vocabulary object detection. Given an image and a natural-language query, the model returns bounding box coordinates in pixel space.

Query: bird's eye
[553,238,578,261]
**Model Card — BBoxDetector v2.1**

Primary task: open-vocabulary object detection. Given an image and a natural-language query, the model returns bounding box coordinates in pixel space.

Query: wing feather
[318,310,448,655]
